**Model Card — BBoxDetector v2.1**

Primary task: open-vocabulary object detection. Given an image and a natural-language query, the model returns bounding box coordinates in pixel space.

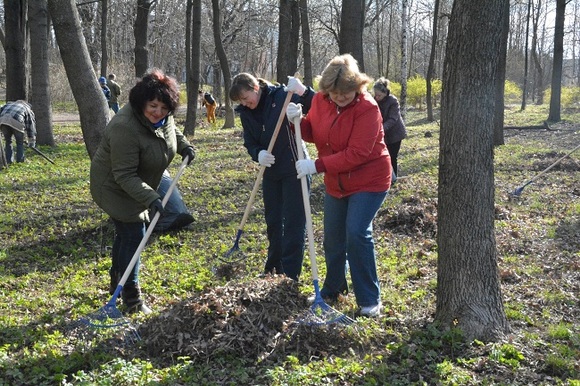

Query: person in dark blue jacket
[229,73,314,281]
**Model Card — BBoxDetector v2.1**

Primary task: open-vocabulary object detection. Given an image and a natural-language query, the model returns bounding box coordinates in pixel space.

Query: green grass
[0,105,579,385]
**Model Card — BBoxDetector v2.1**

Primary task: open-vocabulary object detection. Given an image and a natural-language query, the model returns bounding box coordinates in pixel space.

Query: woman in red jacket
[287,54,392,317]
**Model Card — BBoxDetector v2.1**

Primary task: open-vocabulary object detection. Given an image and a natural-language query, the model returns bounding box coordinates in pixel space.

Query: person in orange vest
[200,90,218,123]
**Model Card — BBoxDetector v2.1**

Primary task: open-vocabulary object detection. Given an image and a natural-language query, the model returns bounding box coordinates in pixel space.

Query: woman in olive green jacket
[90,68,195,314]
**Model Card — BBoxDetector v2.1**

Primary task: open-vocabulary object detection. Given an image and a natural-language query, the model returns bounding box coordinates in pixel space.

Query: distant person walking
[200,90,218,124]
[0,100,37,164]
[99,76,111,102]
[107,73,122,114]
[373,77,407,178]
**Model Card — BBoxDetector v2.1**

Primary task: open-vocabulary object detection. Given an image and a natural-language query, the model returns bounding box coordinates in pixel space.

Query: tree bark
[212,0,235,129]
[493,0,509,147]
[185,0,200,135]
[48,0,110,159]
[338,0,365,70]
[100,0,108,77]
[548,0,567,122]
[29,0,54,146]
[426,0,440,122]
[277,0,300,84]
[4,0,28,101]
[437,0,511,342]
[299,0,312,87]
[134,0,153,78]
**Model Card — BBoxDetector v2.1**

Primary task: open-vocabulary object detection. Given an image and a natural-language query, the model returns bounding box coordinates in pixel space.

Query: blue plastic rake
[79,157,190,339]
[292,115,355,326]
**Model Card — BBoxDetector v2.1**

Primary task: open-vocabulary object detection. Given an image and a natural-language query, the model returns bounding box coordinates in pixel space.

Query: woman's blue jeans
[111,219,146,286]
[322,190,387,307]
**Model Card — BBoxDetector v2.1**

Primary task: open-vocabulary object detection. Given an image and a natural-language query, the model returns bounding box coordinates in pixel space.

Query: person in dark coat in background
[99,76,112,102]
[90,68,196,314]
[229,73,314,281]
[373,77,407,179]
[107,73,122,114]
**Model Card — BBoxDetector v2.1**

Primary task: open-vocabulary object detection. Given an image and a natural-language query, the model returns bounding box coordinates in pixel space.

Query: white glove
[286,102,303,122]
[258,150,275,167]
[295,159,317,179]
[28,138,36,148]
[284,76,307,96]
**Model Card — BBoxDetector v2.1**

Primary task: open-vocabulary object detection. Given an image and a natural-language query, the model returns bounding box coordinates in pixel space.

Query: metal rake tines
[79,304,141,341]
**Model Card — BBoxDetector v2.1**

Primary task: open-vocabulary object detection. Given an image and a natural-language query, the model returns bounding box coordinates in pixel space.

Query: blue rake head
[221,229,247,263]
[78,287,141,342]
[298,281,355,326]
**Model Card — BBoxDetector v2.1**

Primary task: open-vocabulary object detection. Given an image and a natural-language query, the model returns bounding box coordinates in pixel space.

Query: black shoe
[167,213,194,231]
[122,284,152,315]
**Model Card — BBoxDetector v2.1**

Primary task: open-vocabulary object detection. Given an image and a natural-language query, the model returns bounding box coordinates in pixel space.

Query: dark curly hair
[129,68,180,114]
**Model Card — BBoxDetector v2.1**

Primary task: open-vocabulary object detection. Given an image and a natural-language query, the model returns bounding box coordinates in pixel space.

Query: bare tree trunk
[400,0,408,118]
[548,0,567,122]
[5,0,28,101]
[531,0,545,105]
[277,0,300,84]
[493,0,509,147]
[134,0,153,78]
[521,0,531,111]
[212,0,234,129]
[29,0,54,146]
[100,0,108,77]
[339,0,365,70]
[426,0,440,122]
[48,0,110,159]
[185,0,200,135]
[299,0,313,87]
[437,0,510,342]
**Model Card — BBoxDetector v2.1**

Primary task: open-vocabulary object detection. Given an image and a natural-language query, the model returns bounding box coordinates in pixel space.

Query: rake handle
[109,156,190,303]
[236,91,295,232]
[292,115,319,282]
[524,143,580,185]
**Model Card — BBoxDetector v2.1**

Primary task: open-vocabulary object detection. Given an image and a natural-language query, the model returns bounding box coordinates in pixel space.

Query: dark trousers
[387,140,402,176]
[111,219,146,286]
[262,174,308,280]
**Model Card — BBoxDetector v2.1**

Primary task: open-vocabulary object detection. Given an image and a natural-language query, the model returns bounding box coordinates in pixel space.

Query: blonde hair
[317,54,372,95]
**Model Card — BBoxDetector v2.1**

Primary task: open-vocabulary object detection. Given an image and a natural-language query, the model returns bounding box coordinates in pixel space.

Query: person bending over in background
[200,90,218,124]
[373,77,407,180]
[229,73,314,281]
[286,54,392,317]
[107,73,122,114]
[90,68,196,314]
[0,100,37,164]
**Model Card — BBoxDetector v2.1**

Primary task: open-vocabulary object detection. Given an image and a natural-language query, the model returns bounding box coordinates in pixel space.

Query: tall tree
[100,0,109,77]
[212,0,235,128]
[29,0,54,146]
[437,0,511,341]
[338,0,364,70]
[520,0,531,111]
[185,0,200,135]
[400,0,408,117]
[493,0,509,146]
[277,0,300,84]
[134,0,154,78]
[48,0,110,158]
[547,0,568,122]
[4,0,28,101]
[298,0,312,87]
[426,0,441,122]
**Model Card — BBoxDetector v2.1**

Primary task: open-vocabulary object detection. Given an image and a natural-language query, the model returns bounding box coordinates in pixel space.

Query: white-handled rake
[292,115,355,326]
[78,156,191,340]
